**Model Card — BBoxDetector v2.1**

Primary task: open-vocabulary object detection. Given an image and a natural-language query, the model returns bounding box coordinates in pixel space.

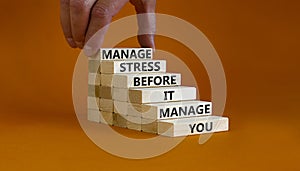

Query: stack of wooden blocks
[87,48,229,137]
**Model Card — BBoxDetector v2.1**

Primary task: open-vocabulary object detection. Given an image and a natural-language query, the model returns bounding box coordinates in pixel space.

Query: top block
[100,48,153,60]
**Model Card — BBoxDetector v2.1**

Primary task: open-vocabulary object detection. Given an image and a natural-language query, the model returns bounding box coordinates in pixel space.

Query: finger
[84,0,129,56]
[130,0,156,49]
[60,0,77,48]
[69,0,97,48]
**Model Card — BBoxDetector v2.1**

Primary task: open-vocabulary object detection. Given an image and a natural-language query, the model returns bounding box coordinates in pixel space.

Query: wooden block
[158,116,229,137]
[99,87,131,102]
[99,98,113,112]
[113,101,128,115]
[100,60,166,74]
[113,73,181,88]
[128,103,152,116]
[87,109,113,125]
[112,88,128,101]
[88,60,100,73]
[99,86,112,99]
[113,113,127,128]
[87,109,101,123]
[100,48,153,60]
[128,86,196,104]
[142,118,158,134]
[101,111,113,125]
[87,96,100,109]
[88,85,100,97]
[88,73,101,85]
[127,100,212,119]
[126,116,142,131]
[100,74,113,87]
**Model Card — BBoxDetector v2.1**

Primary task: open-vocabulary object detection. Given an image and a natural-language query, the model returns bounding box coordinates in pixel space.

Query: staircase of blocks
[87,48,229,137]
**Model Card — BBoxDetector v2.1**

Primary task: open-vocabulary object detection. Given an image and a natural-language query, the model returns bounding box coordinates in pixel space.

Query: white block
[88,109,113,125]
[88,60,100,73]
[100,60,166,74]
[142,118,158,134]
[113,101,128,115]
[87,96,99,109]
[87,109,101,123]
[112,88,128,101]
[128,86,196,104]
[158,116,229,137]
[127,100,212,119]
[127,116,142,131]
[100,48,153,60]
[88,85,100,97]
[113,73,181,88]
[88,73,101,85]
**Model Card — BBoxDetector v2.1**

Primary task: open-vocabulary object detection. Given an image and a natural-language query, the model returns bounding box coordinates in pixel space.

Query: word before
[159,103,211,119]
[100,48,152,60]
[133,75,178,87]
[112,73,181,88]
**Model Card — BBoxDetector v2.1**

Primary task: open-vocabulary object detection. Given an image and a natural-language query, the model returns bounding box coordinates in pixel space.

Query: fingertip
[83,45,98,57]
[138,34,155,49]
[75,41,84,49]
[67,38,77,48]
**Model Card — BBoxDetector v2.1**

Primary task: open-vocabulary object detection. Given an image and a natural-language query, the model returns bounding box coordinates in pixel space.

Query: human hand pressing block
[60,0,156,56]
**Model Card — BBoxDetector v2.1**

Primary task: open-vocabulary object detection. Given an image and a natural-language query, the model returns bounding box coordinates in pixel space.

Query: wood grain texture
[113,113,127,128]
[99,98,114,112]
[100,74,113,87]
[88,85,100,97]
[141,118,158,134]
[88,73,101,85]
[88,60,100,73]
[126,116,142,131]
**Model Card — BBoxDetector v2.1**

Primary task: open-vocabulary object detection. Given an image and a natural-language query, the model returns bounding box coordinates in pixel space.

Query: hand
[60,0,156,56]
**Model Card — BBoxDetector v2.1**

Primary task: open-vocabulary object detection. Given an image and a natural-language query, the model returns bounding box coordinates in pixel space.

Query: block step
[158,116,229,137]
[127,86,196,103]
[100,48,153,61]
[100,60,166,74]
[113,100,212,120]
[111,73,181,88]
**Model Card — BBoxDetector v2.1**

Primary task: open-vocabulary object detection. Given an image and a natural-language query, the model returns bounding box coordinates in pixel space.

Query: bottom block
[113,113,127,128]
[87,109,101,123]
[87,96,99,110]
[87,109,113,125]
[142,118,158,134]
[100,98,113,112]
[158,116,229,137]
[127,116,141,131]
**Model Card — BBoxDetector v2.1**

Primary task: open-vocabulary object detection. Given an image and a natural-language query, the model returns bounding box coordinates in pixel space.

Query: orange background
[0,0,299,170]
